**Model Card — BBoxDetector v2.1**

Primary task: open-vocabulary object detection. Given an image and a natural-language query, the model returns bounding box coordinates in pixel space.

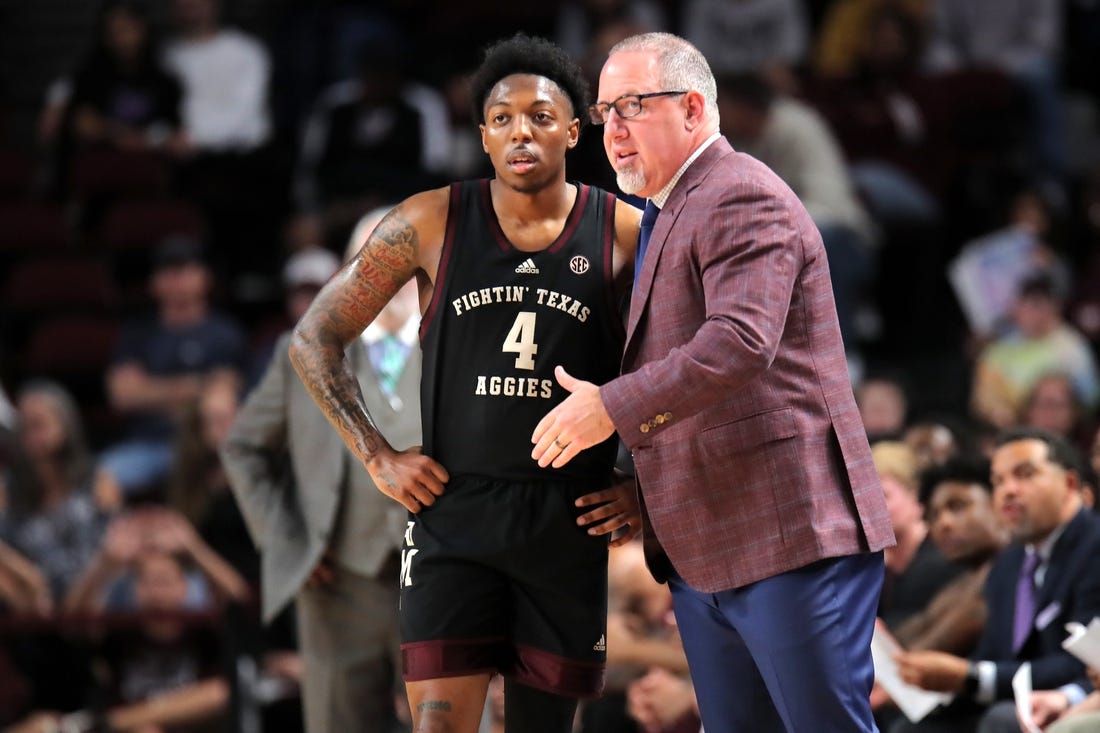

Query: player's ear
[480,123,489,153]
[566,117,580,149]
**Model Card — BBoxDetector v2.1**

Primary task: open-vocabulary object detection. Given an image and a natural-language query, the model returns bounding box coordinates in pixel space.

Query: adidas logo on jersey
[593,634,606,652]
[515,258,540,274]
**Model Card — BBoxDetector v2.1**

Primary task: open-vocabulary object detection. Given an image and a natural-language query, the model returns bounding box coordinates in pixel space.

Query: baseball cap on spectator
[152,235,207,270]
[284,246,339,290]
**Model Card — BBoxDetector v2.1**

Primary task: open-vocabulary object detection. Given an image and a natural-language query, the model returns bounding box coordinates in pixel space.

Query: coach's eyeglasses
[588,91,687,125]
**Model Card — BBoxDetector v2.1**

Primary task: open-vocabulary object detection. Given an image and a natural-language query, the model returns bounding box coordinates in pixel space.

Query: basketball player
[288,34,642,733]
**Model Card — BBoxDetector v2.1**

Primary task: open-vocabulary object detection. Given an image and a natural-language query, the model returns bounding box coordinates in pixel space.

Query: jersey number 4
[503,311,538,370]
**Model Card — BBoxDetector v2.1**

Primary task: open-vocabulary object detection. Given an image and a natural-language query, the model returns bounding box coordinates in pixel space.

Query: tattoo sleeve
[288,209,420,465]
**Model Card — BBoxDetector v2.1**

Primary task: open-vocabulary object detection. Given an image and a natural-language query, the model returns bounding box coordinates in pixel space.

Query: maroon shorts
[398,475,608,698]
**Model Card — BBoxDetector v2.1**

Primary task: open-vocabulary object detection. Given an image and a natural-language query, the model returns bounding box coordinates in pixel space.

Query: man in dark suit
[892,428,1100,733]
[532,31,894,732]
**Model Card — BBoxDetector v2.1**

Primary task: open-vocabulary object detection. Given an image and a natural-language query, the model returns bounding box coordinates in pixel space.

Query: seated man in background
[7,548,230,733]
[893,456,1007,655]
[102,237,246,497]
[892,428,1100,733]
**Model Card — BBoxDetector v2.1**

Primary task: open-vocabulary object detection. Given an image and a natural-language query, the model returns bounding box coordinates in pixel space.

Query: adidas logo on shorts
[515,258,539,274]
[593,634,606,652]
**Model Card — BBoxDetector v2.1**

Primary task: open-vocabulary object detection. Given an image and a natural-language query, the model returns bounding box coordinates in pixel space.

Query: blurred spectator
[873,455,1004,730]
[101,237,246,497]
[164,0,290,284]
[0,380,115,609]
[1020,372,1093,453]
[295,37,447,245]
[9,549,230,733]
[924,0,1065,187]
[680,0,809,94]
[971,271,1099,430]
[249,242,340,385]
[554,0,666,59]
[813,0,930,79]
[717,71,876,362]
[805,5,1009,226]
[163,0,271,154]
[626,667,699,733]
[66,0,186,157]
[168,375,257,584]
[873,441,961,630]
[895,457,1005,655]
[903,420,959,472]
[948,186,1069,340]
[857,375,909,443]
[64,506,249,613]
[0,541,50,618]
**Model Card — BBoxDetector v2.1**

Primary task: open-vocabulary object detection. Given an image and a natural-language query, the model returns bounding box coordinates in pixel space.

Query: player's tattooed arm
[290,208,418,458]
[289,197,449,512]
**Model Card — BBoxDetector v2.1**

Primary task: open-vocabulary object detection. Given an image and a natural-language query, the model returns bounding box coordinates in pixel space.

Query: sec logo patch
[569,255,590,275]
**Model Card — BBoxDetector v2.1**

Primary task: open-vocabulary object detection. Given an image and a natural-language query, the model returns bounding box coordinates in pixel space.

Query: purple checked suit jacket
[601,137,894,593]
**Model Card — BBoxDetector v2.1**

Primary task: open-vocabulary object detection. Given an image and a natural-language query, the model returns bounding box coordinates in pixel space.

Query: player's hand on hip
[532,366,615,469]
[575,479,641,546]
[366,445,449,513]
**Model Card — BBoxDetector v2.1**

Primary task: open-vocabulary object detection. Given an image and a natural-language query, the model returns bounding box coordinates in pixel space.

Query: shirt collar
[361,313,419,347]
[650,131,722,210]
[1028,517,1070,565]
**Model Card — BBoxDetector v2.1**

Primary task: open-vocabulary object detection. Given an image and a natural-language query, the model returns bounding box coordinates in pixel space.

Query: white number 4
[503,311,538,370]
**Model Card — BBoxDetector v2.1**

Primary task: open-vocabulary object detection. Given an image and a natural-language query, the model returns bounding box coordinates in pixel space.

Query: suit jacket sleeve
[220,333,294,550]
[602,180,802,448]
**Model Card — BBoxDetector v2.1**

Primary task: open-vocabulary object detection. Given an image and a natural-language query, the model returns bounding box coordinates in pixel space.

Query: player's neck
[489,176,576,225]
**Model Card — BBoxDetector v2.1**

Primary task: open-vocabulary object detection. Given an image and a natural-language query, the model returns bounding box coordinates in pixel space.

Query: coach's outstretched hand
[532,366,616,468]
[366,445,449,513]
[576,478,641,547]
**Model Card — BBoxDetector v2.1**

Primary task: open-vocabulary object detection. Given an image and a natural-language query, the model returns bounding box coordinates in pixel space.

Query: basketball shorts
[398,475,609,699]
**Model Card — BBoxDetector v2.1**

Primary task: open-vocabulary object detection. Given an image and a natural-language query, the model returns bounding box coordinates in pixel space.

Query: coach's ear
[683,90,706,131]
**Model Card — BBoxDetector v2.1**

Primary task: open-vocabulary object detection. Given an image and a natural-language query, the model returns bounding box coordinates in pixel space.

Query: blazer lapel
[1035,510,1087,610]
[624,138,735,350]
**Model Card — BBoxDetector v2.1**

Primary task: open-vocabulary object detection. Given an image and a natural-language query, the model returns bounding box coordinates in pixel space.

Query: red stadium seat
[0,201,69,254]
[71,148,171,199]
[21,314,120,376]
[97,197,207,251]
[0,149,35,199]
[1,255,118,314]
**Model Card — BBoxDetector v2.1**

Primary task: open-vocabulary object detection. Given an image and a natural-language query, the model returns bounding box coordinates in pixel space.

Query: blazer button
[663,411,672,421]
[640,423,650,433]
[655,414,666,425]
[648,419,657,428]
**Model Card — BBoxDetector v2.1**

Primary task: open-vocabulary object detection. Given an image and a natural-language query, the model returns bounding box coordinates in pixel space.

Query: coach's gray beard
[616,167,646,195]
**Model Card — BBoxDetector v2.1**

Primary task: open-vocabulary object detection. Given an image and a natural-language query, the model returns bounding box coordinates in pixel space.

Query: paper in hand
[1062,617,1100,669]
[870,625,953,723]
[1012,662,1042,733]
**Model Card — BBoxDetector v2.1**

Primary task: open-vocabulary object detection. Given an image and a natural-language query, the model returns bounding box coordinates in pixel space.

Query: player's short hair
[468,33,590,126]
[918,456,992,507]
[994,426,1082,475]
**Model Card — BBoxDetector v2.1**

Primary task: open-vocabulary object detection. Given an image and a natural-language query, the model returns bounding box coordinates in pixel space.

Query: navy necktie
[634,200,660,288]
[1012,550,1040,653]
